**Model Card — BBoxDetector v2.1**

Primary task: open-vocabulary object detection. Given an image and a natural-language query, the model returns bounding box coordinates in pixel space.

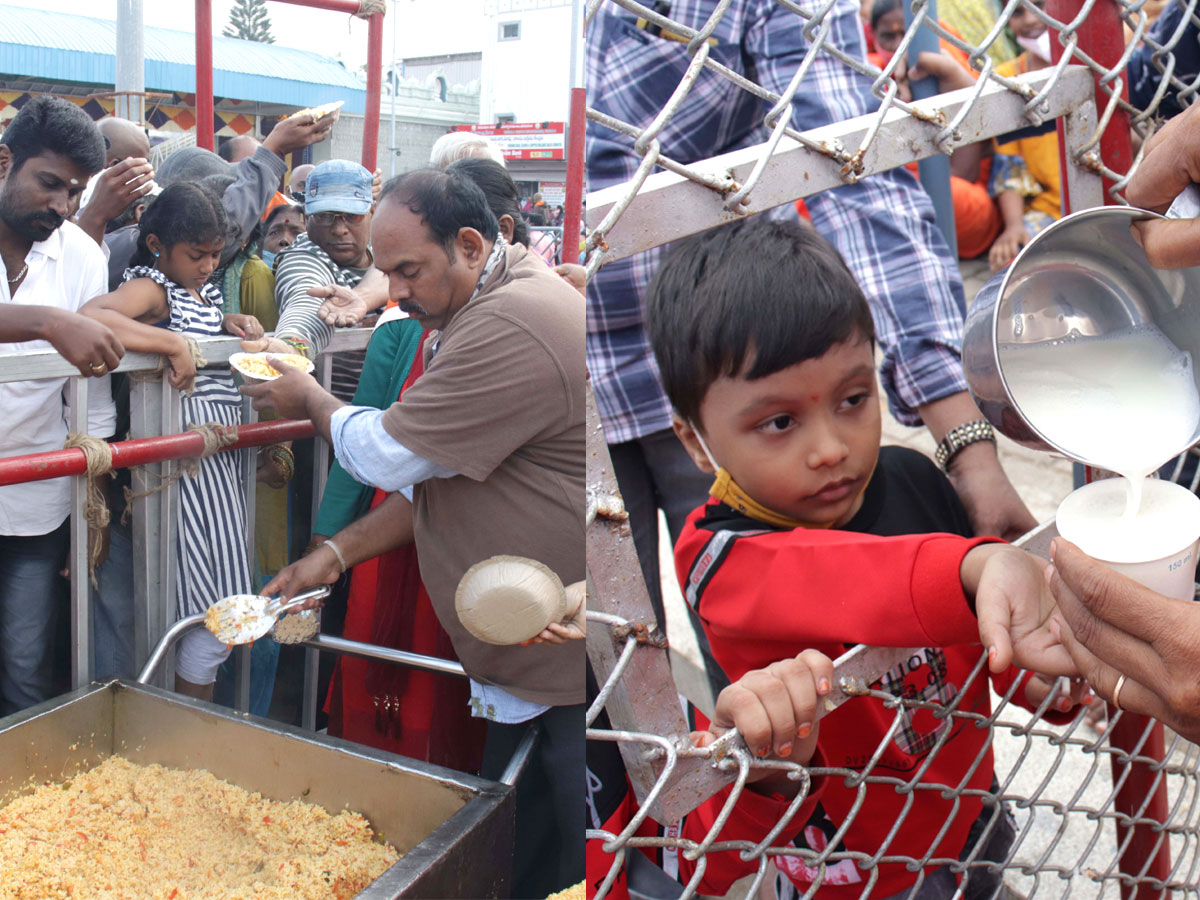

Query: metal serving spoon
[204,585,331,645]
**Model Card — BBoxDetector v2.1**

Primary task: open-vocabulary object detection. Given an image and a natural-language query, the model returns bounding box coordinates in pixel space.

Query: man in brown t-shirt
[245,168,584,898]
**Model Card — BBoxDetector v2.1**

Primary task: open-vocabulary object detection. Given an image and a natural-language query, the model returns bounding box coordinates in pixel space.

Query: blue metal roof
[0,4,368,113]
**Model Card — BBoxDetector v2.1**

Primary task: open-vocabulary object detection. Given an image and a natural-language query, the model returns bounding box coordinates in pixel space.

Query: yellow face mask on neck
[692,420,873,530]
[708,468,826,530]
[708,463,877,531]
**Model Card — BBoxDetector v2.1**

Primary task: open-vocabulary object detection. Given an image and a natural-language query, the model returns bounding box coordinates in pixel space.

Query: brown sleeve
[381,311,575,481]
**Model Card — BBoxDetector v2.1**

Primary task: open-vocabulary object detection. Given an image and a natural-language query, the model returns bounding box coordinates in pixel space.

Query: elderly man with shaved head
[74,117,156,245]
[288,163,314,201]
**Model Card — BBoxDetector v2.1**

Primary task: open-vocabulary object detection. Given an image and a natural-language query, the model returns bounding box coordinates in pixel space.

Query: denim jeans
[214,637,280,717]
[0,521,69,715]
[91,520,136,680]
[481,703,585,899]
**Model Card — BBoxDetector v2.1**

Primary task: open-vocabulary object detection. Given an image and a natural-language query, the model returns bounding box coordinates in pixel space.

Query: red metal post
[1049,0,1134,209]
[563,0,586,267]
[1048,5,1166,895]
[563,88,586,266]
[362,10,384,172]
[1109,715,1171,900]
[272,0,364,12]
[0,419,315,488]
[195,0,215,151]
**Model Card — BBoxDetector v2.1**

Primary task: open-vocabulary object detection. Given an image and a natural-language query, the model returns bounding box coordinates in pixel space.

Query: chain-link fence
[584,0,1200,895]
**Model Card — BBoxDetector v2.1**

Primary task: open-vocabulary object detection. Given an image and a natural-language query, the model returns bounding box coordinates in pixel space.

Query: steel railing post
[129,375,164,681]
[66,376,91,688]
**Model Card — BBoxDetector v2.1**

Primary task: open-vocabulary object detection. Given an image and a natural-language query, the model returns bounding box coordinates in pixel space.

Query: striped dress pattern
[125,266,254,619]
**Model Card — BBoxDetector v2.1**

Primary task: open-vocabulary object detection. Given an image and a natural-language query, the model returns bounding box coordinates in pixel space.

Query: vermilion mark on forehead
[810,395,819,403]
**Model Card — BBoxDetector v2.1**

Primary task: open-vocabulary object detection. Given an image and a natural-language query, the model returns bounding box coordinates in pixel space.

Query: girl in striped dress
[81,182,264,701]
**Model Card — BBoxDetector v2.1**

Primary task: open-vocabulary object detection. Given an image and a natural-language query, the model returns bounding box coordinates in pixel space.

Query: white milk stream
[1003,324,1200,536]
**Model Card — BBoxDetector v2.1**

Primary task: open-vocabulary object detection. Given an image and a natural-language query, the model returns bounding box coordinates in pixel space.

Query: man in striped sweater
[263,160,376,402]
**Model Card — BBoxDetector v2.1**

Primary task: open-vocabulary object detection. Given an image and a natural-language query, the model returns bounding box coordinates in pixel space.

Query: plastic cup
[1056,478,1200,602]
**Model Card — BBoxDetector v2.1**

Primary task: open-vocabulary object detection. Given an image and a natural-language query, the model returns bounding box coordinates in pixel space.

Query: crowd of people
[6,1,1200,897]
[0,95,583,898]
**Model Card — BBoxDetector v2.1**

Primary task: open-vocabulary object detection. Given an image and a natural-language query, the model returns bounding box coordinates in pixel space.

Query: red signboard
[454,122,565,161]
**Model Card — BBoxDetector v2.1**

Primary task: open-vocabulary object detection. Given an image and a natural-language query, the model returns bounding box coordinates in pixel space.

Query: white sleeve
[77,230,117,438]
[330,405,456,492]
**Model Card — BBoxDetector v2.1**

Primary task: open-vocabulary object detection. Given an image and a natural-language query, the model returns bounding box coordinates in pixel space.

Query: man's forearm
[305,387,346,445]
[221,147,287,267]
[75,207,108,248]
[0,305,60,343]
[331,491,415,567]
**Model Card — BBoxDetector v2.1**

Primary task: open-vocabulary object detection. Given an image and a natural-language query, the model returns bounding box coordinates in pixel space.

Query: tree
[223,0,276,44]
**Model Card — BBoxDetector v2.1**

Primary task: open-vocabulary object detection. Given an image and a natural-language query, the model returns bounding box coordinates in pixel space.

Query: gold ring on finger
[1112,674,1127,711]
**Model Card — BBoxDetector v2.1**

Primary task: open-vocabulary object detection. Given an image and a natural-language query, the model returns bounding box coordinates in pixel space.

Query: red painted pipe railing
[563,86,586,267]
[1054,4,1163,894]
[275,0,366,12]
[0,419,315,488]
[362,10,384,172]
[195,0,214,151]
[1050,0,1134,208]
[1080,467,1171,898]
[193,0,384,169]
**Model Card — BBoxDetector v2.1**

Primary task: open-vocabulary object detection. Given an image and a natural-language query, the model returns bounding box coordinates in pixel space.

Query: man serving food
[241,168,585,899]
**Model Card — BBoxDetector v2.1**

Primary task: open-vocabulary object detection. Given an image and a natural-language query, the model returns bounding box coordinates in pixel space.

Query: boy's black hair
[0,96,105,175]
[131,182,228,267]
[870,0,902,30]
[445,157,531,248]
[378,168,500,260]
[646,216,876,426]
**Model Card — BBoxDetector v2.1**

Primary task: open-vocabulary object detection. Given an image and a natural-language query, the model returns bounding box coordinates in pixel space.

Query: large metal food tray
[0,680,514,898]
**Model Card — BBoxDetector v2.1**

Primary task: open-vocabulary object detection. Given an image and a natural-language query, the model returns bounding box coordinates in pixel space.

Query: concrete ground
[651,257,1162,898]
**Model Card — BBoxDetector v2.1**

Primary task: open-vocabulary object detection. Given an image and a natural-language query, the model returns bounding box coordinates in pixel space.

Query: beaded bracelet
[280,336,313,359]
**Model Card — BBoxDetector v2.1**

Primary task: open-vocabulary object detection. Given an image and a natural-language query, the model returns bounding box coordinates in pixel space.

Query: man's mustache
[32,214,63,231]
[398,300,430,317]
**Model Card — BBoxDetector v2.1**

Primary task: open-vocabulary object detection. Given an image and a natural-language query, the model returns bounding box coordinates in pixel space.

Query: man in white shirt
[0,96,119,714]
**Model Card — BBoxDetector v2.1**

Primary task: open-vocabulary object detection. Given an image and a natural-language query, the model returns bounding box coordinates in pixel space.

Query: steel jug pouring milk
[963,187,1200,478]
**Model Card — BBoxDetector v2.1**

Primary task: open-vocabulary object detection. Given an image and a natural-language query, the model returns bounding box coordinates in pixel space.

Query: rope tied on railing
[356,0,386,18]
[128,336,209,395]
[120,422,239,524]
[62,434,114,588]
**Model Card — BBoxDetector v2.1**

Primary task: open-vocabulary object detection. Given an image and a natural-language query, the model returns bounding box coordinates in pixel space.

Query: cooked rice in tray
[0,756,399,899]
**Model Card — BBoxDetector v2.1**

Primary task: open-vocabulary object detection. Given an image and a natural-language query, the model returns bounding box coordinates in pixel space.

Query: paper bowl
[229,352,314,383]
[455,555,567,645]
[285,100,344,122]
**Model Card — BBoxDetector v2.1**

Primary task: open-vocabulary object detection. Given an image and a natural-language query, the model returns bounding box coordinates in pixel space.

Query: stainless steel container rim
[989,203,1164,462]
[0,679,517,899]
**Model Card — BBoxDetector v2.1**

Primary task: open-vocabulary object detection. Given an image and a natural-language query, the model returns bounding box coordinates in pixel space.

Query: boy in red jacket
[642,217,1086,899]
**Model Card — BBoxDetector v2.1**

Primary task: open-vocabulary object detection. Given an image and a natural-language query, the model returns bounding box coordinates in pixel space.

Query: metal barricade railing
[0,327,490,768]
[0,330,372,702]
[583,0,1200,894]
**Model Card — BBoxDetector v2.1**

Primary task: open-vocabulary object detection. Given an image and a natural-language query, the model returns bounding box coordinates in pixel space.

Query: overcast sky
[0,0,487,72]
